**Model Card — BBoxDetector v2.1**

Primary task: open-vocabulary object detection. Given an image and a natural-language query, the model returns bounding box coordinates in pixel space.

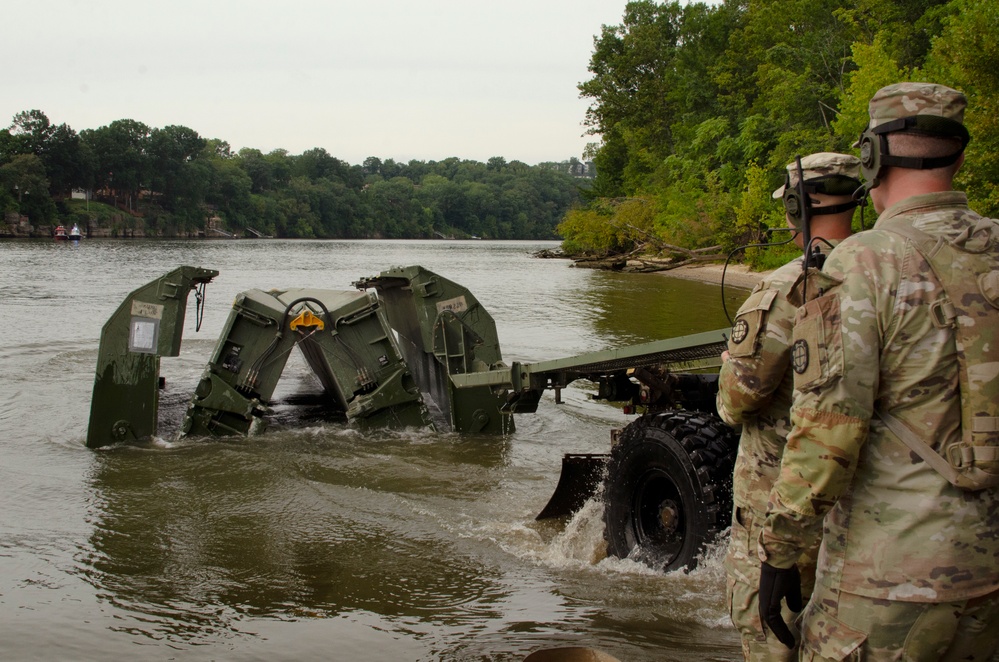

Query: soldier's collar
[875,191,969,226]
[813,237,842,254]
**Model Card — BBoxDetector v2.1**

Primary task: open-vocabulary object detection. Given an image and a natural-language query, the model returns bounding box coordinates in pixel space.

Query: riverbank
[657,261,771,290]
[545,248,773,290]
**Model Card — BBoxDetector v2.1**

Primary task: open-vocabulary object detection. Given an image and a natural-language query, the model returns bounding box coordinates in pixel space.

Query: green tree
[365,177,425,238]
[7,110,54,156]
[832,35,911,143]
[568,0,969,259]
[148,125,207,221]
[834,0,955,72]
[418,174,465,235]
[294,147,356,185]
[3,110,93,198]
[558,197,656,256]
[43,123,94,197]
[265,149,293,189]
[205,155,253,228]
[81,119,151,209]
[0,153,57,222]
[362,156,382,176]
[236,148,273,193]
[920,0,999,215]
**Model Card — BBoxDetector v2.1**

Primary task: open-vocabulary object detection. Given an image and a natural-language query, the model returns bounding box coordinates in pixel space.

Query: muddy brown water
[0,238,749,660]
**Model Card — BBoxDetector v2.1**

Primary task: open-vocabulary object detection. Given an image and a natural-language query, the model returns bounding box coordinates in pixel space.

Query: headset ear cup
[783,188,803,227]
[859,128,882,187]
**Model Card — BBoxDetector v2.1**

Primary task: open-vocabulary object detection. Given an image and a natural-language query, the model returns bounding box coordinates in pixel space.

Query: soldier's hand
[758,562,802,649]
[721,350,730,363]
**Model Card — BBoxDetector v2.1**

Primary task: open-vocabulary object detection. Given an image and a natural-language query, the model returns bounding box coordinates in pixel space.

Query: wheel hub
[658,500,680,535]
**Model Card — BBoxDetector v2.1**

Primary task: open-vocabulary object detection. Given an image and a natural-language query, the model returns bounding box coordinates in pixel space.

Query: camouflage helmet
[867,82,966,130]
[854,83,970,186]
[852,82,970,148]
[771,152,862,199]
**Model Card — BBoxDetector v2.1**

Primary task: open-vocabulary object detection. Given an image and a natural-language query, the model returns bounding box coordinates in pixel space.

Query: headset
[782,172,861,227]
[789,156,867,292]
[721,159,860,324]
[856,115,970,189]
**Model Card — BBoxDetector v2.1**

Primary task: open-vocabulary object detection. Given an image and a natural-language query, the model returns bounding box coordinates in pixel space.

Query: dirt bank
[658,262,772,290]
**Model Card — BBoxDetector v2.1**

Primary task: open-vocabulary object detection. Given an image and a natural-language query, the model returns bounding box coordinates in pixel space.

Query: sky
[3,0,644,166]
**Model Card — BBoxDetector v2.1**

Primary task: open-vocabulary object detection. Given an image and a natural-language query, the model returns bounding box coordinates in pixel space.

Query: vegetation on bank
[0,113,590,239]
[561,0,997,270]
[6,0,993,257]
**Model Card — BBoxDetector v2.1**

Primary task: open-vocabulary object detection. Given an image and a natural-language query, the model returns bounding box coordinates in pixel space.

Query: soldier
[719,152,861,661]
[758,82,999,660]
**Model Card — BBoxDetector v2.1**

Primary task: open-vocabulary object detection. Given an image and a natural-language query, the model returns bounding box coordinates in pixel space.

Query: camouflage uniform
[760,84,999,660]
[720,153,860,661]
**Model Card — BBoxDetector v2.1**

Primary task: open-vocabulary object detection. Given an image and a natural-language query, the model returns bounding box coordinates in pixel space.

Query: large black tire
[603,410,737,573]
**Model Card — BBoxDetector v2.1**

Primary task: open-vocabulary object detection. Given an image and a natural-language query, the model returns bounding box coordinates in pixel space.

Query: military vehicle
[87,264,737,573]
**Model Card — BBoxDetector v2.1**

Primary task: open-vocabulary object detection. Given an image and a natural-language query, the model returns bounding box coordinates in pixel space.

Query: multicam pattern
[771,152,862,199]
[718,255,833,658]
[719,258,806,522]
[761,191,999,603]
[866,82,966,130]
[876,212,999,489]
[799,581,999,660]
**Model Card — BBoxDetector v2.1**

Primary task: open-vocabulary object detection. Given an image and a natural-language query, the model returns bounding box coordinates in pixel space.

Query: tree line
[560,0,997,269]
[0,110,590,240]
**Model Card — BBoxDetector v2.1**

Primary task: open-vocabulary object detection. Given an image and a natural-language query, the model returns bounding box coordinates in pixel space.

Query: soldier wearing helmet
[758,83,999,659]
[719,152,860,661]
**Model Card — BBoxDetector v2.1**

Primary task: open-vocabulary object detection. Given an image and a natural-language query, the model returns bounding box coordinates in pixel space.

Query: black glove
[758,562,803,649]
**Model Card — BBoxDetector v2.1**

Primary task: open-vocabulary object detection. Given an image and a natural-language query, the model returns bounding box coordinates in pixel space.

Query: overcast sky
[2,1,649,166]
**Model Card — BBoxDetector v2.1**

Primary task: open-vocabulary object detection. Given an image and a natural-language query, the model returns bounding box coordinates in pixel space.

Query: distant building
[539,159,596,179]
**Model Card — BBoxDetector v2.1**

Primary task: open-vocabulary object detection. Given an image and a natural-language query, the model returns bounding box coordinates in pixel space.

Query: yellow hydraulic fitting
[289,308,325,331]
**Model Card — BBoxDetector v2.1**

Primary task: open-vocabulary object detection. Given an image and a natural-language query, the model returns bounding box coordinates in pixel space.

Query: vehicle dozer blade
[355,265,515,434]
[535,453,610,520]
[86,266,218,448]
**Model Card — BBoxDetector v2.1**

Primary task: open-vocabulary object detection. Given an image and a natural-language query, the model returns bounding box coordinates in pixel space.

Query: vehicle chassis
[87,265,738,572]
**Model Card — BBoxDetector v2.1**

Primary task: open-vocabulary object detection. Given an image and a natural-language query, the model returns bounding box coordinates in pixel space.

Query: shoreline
[657,262,771,290]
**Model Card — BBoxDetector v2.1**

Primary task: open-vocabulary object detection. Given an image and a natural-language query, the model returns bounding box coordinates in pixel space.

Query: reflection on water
[585,270,745,345]
[1,239,746,660]
[79,428,607,656]
[83,433,505,629]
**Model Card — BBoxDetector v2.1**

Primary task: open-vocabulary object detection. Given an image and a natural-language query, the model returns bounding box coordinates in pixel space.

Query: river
[0,238,749,661]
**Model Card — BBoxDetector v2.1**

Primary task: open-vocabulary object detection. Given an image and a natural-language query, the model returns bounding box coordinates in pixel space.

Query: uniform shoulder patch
[731,319,750,344]
[792,339,809,374]
[727,288,780,358]
[792,293,843,390]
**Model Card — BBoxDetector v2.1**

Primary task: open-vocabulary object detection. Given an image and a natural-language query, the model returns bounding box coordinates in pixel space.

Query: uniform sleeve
[716,284,796,426]
[759,239,893,568]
